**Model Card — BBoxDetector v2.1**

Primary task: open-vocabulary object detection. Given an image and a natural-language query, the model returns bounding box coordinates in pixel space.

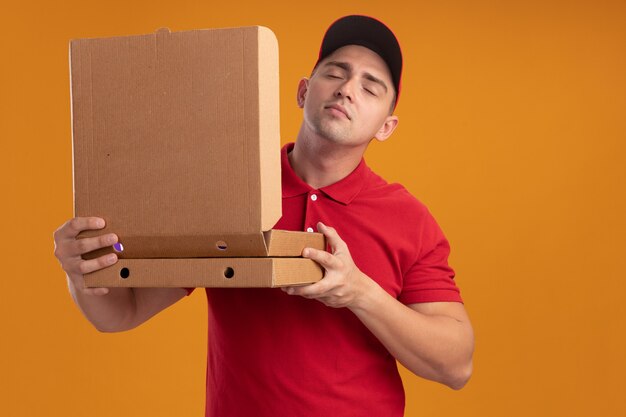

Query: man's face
[299,45,397,149]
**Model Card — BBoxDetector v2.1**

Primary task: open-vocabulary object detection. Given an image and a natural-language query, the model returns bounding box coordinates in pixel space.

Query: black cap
[316,15,403,107]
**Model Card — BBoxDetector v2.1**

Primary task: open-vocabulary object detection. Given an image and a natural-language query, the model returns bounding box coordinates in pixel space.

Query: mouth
[324,104,351,120]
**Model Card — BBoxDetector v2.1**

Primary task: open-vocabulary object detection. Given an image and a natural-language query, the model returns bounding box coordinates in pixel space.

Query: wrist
[349,271,384,313]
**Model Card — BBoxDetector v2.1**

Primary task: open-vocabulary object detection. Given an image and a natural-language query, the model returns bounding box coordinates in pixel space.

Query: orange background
[1,1,625,416]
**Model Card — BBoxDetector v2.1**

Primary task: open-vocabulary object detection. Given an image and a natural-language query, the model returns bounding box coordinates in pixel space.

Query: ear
[296,77,309,108]
[373,115,399,142]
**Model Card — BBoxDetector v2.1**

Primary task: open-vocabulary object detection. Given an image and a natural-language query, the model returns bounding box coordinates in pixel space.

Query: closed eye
[363,87,376,96]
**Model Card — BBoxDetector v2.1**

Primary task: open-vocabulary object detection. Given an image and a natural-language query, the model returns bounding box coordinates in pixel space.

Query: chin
[316,123,352,144]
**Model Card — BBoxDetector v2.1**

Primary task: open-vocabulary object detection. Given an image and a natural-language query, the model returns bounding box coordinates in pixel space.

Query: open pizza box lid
[69,26,324,287]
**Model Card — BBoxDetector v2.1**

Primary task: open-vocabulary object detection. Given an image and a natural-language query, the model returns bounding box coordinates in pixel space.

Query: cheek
[360,106,382,125]
[303,88,321,108]
[359,107,389,134]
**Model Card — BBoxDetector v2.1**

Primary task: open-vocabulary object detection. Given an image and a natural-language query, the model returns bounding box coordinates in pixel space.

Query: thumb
[317,222,346,254]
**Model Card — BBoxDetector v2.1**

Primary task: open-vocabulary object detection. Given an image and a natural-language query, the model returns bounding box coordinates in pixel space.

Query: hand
[282,222,374,309]
[53,217,118,296]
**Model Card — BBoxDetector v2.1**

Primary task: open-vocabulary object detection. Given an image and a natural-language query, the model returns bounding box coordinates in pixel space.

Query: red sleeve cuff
[399,288,463,305]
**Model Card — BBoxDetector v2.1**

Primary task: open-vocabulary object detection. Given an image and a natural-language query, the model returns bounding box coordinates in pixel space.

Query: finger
[68,233,118,257]
[55,217,106,240]
[76,253,118,275]
[302,247,341,270]
[81,287,110,296]
[67,272,111,296]
[285,280,330,298]
[316,222,348,253]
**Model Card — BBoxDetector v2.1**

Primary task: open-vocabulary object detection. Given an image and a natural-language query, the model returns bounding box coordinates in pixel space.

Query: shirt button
[310,194,318,201]
[306,227,314,233]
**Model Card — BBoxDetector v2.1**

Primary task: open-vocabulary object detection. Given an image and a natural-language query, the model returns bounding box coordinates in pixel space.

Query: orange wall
[1,1,625,416]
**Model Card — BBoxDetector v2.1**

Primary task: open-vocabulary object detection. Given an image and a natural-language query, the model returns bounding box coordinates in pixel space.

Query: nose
[334,78,356,102]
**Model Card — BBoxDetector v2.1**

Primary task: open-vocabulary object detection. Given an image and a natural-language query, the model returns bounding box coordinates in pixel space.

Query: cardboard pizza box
[69,26,324,288]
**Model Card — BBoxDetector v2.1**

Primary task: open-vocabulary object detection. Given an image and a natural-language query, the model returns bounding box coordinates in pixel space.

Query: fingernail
[107,254,117,264]
[96,218,105,228]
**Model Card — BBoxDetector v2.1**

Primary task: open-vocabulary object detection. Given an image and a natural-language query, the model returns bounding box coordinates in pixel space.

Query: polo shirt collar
[281,142,367,205]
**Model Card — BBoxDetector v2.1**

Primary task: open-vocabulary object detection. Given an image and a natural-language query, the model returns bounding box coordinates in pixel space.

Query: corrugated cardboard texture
[82,229,325,259]
[84,258,323,288]
[70,26,285,257]
[257,27,281,232]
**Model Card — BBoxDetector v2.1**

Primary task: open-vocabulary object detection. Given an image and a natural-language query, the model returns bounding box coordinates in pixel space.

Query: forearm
[55,218,186,332]
[67,275,137,332]
[67,276,187,332]
[349,276,474,389]
[292,223,474,388]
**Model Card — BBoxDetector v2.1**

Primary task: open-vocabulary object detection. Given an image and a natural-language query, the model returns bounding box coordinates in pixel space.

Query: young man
[54,15,474,417]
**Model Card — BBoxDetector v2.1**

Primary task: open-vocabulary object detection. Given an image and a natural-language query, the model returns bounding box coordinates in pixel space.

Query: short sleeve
[398,212,463,305]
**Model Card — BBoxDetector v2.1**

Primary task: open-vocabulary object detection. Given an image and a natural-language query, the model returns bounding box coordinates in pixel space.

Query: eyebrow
[323,61,389,93]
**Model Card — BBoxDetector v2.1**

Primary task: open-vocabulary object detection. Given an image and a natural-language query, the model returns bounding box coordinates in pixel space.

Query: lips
[325,103,350,120]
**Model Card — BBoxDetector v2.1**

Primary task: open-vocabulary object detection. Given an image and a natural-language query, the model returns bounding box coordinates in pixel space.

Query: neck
[289,126,367,189]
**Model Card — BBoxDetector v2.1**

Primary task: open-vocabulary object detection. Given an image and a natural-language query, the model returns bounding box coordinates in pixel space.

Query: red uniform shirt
[200,143,462,417]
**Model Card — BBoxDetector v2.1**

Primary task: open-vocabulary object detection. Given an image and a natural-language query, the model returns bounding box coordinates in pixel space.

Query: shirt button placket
[306,192,319,232]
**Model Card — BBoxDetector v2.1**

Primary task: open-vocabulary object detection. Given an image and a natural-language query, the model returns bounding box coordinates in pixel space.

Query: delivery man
[53,15,474,417]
